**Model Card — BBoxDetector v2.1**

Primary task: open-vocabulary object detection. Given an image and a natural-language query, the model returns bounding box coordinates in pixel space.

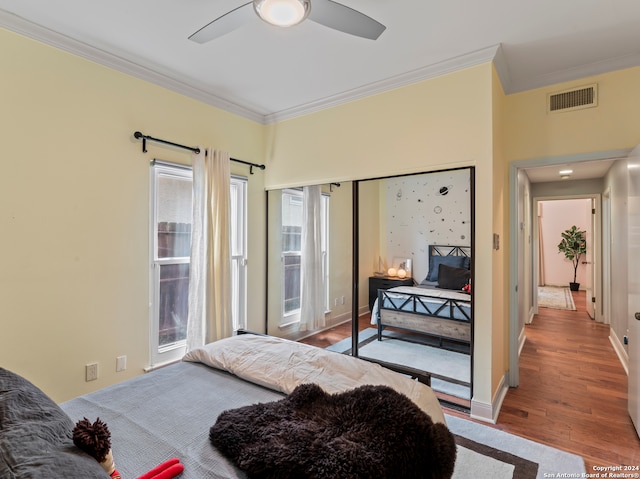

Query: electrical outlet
[624,335,628,345]
[341,295,345,305]
[116,355,127,372]
[334,298,338,307]
[85,363,98,382]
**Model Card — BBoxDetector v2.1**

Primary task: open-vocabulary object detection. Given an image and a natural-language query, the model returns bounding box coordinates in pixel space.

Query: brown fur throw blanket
[210,383,456,479]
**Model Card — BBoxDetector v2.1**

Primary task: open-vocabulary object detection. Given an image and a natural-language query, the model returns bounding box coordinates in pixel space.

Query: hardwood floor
[299,316,371,349]
[301,290,640,472]
[490,290,640,472]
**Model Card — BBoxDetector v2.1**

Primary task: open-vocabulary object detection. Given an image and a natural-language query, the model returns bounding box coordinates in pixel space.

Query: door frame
[626,144,640,436]
[602,187,612,325]
[508,149,629,387]
[531,195,601,319]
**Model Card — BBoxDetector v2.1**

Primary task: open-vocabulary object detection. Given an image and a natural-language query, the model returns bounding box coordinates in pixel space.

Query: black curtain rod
[133,131,266,174]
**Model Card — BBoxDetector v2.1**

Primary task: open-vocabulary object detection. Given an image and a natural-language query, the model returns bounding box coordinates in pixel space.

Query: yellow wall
[504,67,640,160]
[357,180,382,311]
[491,66,509,401]
[265,64,498,409]
[5,20,640,414]
[327,182,354,320]
[0,28,265,402]
[500,67,640,409]
[264,65,492,189]
[259,64,640,414]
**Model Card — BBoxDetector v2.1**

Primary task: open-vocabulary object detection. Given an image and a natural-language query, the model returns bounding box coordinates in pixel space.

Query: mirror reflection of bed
[267,168,473,410]
[355,168,473,410]
[363,245,472,409]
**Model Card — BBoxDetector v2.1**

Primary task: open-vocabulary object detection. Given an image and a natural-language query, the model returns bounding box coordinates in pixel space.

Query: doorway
[507,149,628,387]
[533,197,599,318]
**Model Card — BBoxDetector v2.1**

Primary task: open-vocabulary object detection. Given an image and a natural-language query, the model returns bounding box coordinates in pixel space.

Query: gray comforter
[4,334,446,479]
[0,367,108,478]
[61,362,284,479]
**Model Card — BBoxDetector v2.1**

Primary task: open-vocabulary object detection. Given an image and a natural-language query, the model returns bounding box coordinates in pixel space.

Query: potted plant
[557,225,587,291]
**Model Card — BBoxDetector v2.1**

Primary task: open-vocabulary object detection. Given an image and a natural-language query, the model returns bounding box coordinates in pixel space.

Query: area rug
[446,414,586,478]
[358,334,471,400]
[537,286,576,310]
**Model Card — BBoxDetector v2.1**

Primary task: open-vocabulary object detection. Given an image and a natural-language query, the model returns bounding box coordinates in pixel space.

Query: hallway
[490,290,639,471]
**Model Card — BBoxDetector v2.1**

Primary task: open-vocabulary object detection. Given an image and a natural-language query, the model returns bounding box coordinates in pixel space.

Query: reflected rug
[538,286,576,310]
[326,329,470,399]
[446,414,586,479]
[359,336,471,399]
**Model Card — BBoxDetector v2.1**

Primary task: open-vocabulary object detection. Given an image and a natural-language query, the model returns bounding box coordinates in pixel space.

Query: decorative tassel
[73,418,183,479]
[72,417,112,463]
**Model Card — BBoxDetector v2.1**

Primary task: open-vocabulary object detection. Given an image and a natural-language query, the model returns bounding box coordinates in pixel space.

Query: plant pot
[569,282,580,291]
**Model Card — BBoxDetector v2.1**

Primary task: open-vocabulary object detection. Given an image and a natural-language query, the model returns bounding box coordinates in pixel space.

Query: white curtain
[299,185,326,331]
[186,148,233,351]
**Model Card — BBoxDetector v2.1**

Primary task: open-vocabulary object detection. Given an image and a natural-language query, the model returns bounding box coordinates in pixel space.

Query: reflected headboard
[421,245,472,284]
[429,245,471,260]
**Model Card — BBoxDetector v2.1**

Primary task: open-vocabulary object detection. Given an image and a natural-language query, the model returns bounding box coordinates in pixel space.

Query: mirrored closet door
[354,167,474,410]
[265,183,353,342]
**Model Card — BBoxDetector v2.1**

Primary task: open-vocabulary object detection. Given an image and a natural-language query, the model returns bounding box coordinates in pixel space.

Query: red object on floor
[137,458,184,479]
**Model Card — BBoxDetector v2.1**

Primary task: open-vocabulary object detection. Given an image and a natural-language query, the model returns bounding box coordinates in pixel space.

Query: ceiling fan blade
[308,0,385,40]
[189,2,253,44]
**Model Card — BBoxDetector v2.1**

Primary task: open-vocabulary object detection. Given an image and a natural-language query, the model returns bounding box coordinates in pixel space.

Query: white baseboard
[518,328,527,356]
[609,331,629,375]
[470,373,508,424]
[293,310,351,341]
[527,307,535,324]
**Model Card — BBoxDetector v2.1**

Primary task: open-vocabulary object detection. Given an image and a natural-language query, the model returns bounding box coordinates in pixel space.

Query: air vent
[548,84,598,113]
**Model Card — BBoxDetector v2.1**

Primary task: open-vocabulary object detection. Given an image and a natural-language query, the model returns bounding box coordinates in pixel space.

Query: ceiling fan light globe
[253,0,310,27]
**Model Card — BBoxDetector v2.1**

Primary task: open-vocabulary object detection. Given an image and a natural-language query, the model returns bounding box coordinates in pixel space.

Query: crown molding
[491,43,511,93]
[265,44,502,123]
[3,9,639,125]
[1,9,501,125]
[0,9,266,124]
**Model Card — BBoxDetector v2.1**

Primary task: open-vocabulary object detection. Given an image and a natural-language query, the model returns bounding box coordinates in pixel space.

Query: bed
[1,334,454,479]
[371,245,472,347]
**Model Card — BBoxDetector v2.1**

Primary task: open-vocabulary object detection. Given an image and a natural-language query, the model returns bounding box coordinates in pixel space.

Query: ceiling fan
[188,0,386,43]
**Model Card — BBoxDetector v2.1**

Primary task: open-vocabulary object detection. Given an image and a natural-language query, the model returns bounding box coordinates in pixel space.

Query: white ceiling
[1,0,640,124]
[524,159,617,183]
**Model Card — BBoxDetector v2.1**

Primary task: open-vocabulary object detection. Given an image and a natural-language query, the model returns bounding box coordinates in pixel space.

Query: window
[150,163,247,367]
[230,176,248,331]
[280,189,329,326]
[150,164,192,366]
